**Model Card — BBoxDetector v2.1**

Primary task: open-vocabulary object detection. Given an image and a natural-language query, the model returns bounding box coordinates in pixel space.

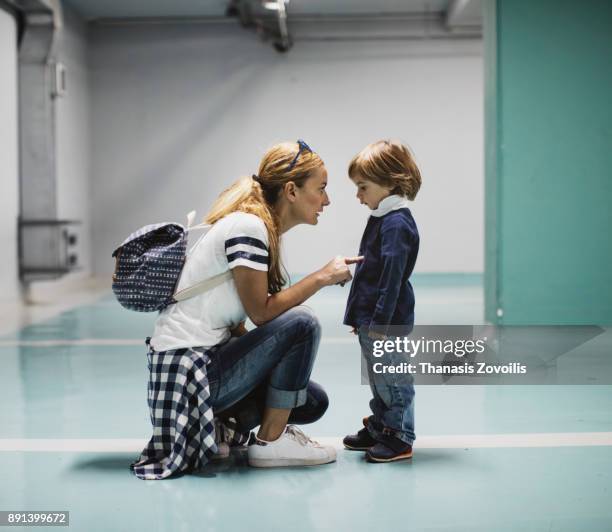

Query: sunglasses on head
[286,139,313,171]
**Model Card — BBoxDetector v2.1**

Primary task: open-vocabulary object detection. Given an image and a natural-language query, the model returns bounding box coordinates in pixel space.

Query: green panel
[486,0,612,325]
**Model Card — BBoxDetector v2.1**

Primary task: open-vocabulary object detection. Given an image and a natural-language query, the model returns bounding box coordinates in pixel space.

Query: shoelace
[285,425,321,447]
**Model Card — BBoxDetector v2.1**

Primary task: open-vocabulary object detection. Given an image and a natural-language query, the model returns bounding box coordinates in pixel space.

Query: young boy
[343,139,422,463]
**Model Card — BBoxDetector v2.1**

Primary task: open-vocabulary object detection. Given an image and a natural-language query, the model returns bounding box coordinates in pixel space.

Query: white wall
[55,3,92,277]
[0,3,92,305]
[90,23,483,275]
[0,8,19,302]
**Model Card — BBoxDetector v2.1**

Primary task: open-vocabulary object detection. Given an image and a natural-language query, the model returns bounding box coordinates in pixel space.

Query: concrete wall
[89,23,483,275]
[484,0,612,324]
[0,8,19,302]
[55,3,92,277]
[0,2,92,304]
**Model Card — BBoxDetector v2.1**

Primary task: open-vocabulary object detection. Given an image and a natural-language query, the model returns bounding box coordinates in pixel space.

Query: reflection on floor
[1,275,611,531]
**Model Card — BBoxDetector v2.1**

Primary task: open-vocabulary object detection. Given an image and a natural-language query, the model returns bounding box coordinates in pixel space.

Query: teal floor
[1,275,611,531]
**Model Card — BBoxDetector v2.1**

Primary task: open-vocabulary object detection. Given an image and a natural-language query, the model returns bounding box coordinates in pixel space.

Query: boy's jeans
[206,305,325,431]
[359,329,415,445]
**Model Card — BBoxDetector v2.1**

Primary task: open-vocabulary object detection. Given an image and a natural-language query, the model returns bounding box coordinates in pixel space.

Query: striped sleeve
[224,214,269,272]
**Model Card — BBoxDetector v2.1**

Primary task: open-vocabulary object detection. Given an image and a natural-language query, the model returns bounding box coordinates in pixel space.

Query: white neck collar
[370,194,411,217]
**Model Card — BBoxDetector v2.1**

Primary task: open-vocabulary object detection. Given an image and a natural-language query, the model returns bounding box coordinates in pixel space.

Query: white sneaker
[248,425,337,468]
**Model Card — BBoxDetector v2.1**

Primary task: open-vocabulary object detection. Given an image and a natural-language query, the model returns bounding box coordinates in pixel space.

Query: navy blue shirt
[344,207,419,329]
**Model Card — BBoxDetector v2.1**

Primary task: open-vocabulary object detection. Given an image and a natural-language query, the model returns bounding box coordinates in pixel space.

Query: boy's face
[350,174,394,210]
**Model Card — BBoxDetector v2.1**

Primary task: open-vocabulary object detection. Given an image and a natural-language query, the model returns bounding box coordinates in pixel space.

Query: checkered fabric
[131,341,249,480]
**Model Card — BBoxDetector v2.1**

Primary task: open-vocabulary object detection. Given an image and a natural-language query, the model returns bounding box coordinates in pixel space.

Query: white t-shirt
[150,212,269,351]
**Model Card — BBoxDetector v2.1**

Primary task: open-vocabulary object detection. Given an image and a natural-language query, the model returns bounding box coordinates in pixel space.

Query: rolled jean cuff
[396,433,414,445]
[367,420,415,446]
[266,385,308,409]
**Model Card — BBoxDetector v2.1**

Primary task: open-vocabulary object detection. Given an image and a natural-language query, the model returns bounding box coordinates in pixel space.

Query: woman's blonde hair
[348,139,421,200]
[205,141,324,293]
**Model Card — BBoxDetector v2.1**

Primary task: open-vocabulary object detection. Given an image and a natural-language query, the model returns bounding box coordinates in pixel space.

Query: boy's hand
[350,327,358,335]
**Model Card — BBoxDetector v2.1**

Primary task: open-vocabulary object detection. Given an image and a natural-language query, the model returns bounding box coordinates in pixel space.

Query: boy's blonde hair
[205,141,324,294]
[348,140,421,200]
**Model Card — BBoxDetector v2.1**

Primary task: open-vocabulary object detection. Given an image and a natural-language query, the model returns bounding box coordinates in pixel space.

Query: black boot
[343,417,378,451]
[366,432,413,463]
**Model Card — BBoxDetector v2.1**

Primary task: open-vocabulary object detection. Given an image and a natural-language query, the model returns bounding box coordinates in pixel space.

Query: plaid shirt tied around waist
[131,339,248,480]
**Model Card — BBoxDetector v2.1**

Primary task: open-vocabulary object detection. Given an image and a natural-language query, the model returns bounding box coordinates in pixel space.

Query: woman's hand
[318,256,364,287]
[232,256,362,327]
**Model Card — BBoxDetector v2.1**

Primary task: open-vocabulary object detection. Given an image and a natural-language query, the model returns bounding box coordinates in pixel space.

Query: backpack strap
[185,210,211,232]
[171,210,232,302]
[173,270,233,302]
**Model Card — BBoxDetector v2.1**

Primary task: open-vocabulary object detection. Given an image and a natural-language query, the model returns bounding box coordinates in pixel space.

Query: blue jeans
[215,380,329,433]
[207,305,326,432]
[360,329,415,445]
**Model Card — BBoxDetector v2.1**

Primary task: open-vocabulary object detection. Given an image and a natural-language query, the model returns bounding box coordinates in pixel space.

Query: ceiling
[62,0,475,22]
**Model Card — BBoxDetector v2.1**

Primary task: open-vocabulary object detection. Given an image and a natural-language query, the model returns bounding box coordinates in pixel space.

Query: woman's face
[292,165,330,225]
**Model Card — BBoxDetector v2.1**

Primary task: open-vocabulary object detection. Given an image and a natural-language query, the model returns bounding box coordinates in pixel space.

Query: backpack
[111,211,231,312]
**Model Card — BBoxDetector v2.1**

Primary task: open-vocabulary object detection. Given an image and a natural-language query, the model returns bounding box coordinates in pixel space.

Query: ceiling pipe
[227,0,293,53]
